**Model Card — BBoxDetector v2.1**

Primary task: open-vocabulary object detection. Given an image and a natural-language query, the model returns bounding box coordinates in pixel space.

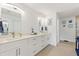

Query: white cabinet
[0,48,17,56]
[27,37,38,55]
[0,39,28,56]
[27,35,48,56]
[37,35,48,52]
[0,34,48,56]
[18,39,28,56]
[0,41,19,56]
[0,47,27,56]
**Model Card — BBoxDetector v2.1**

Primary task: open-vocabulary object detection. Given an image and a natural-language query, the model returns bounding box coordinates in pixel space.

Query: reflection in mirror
[0,21,8,35]
[0,21,4,33]
[0,7,22,38]
[2,21,8,35]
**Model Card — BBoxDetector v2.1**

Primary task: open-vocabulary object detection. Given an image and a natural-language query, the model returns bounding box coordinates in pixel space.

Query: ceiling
[25,3,79,18]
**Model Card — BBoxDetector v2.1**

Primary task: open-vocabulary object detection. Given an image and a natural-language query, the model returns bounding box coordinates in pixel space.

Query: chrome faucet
[11,32,15,38]
[11,32,22,38]
[19,33,22,37]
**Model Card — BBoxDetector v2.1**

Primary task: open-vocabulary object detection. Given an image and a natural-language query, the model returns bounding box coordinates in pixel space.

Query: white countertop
[0,33,48,45]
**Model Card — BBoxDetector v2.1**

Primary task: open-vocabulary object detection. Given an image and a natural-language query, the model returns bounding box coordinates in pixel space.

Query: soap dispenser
[32,28,34,34]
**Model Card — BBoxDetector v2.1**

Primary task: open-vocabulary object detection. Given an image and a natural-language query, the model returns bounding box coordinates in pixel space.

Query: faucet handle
[11,32,15,35]
[19,33,22,37]
[10,32,15,38]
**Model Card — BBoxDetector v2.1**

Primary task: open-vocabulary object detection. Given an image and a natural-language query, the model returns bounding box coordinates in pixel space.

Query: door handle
[16,49,18,56]
[19,48,20,56]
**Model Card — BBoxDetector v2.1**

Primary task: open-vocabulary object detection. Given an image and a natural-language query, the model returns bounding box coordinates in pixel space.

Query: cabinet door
[0,48,16,56]
[18,39,29,56]
[27,37,38,56]
[40,35,48,50]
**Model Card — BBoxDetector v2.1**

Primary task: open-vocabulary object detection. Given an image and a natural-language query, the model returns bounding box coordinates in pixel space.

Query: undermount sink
[31,33,37,35]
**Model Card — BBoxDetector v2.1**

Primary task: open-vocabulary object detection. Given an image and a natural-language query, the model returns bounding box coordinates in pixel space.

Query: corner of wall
[49,42,57,46]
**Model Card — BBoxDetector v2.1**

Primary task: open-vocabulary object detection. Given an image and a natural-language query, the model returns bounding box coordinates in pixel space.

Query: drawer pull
[16,49,18,56]
[19,48,20,56]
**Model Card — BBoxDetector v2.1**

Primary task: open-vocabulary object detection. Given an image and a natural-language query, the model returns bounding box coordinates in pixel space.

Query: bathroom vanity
[0,33,48,56]
[0,4,49,56]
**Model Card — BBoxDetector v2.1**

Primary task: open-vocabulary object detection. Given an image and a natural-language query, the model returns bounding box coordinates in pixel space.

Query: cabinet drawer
[31,45,40,55]
[32,49,38,55]
[0,41,22,53]
[28,37,40,46]
[29,38,37,43]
